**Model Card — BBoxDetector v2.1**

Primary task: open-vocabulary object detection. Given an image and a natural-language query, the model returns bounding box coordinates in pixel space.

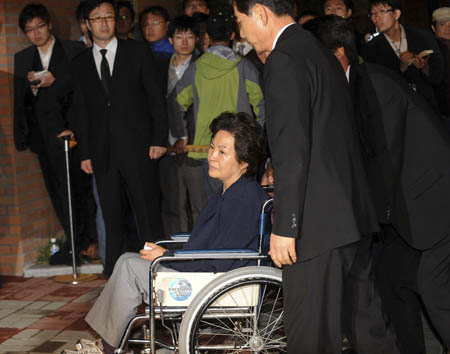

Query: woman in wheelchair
[66,112,269,354]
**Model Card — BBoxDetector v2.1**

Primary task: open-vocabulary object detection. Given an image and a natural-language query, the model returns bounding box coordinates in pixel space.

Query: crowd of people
[12,0,450,353]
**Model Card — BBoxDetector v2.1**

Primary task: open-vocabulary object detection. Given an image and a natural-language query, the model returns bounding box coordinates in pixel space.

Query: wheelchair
[115,196,286,354]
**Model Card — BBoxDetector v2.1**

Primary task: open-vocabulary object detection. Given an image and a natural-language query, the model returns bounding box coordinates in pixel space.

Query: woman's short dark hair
[234,0,296,18]
[117,0,135,21]
[82,0,117,20]
[168,15,200,37]
[210,112,267,178]
[19,3,51,32]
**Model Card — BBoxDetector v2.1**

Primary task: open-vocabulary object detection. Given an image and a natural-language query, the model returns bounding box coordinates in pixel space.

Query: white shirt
[272,22,295,50]
[345,64,351,82]
[92,37,118,78]
[38,36,55,70]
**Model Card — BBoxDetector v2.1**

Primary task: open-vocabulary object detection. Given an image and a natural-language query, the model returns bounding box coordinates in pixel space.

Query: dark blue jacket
[167,177,268,272]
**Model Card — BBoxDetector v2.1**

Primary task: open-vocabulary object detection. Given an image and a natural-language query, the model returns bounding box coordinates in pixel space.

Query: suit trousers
[160,154,187,237]
[38,147,95,252]
[180,158,208,230]
[95,156,163,276]
[375,225,425,354]
[284,239,400,354]
[417,232,450,349]
[343,238,400,354]
[284,243,357,354]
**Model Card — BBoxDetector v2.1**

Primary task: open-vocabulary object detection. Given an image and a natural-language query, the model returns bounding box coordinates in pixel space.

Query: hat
[206,13,233,38]
[432,7,450,23]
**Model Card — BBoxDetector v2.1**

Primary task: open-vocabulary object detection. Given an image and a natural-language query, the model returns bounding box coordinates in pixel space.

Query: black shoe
[49,249,79,266]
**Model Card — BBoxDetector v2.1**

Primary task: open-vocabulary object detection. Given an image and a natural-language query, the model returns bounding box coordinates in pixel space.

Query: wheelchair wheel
[178,266,285,353]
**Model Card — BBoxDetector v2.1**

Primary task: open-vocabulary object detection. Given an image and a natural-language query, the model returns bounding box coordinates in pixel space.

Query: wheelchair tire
[178,266,285,353]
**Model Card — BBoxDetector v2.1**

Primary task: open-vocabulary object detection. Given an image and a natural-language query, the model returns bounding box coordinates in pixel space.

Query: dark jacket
[167,177,268,272]
[363,27,443,112]
[69,39,168,174]
[14,38,85,154]
[350,62,450,250]
[264,24,379,261]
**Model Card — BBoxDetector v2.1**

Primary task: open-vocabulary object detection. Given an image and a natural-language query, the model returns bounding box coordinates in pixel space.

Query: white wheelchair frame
[115,197,286,354]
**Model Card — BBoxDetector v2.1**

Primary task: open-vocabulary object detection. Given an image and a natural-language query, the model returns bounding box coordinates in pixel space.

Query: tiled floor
[0,275,446,354]
[0,276,106,353]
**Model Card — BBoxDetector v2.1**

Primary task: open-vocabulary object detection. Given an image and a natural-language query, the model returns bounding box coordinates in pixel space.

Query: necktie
[100,49,111,94]
[238,44,245,56]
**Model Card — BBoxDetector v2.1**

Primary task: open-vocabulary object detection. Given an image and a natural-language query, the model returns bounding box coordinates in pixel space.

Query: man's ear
[334,46,346,60]
[393,9,401,21]
[48,22,53,31]
[347,9,352,18]
[431,24,436,33]
[86,19,92,32]
[168,37,173,45]
[252,3,269,27]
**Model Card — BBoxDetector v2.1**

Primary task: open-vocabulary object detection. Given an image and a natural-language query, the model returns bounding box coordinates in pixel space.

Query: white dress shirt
[346,64,351,82]
[92,37,118,78]
[272,22,295,50]
[38,35,55,70]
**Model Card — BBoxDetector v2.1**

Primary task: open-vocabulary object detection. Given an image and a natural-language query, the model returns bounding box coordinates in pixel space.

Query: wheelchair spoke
[179,268,286,353]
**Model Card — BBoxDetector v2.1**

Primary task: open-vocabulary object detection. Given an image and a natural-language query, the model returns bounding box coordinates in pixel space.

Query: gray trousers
[85,253,174,347]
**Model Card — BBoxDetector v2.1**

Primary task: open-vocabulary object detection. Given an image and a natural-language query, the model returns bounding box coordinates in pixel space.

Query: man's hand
[57,130,74,140]
[261,163,274,186]
[140,242,167,262]
[81,159,93,174]
[27,70,55,89]
[400,51,415,72]
[269,234,297,268]
[149,146,167,159]
[38,71,55,88]
[174,138,187,154]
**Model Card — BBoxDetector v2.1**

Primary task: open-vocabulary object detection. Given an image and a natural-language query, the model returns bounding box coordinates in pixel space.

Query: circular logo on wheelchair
[168,278,192,301]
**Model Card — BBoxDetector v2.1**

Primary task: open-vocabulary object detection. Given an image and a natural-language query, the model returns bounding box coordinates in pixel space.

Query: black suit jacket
[264,24,379,261]
[69,39,168,174]
[363,27,443,111]
[350,62,450,250]
[14,38,85,154]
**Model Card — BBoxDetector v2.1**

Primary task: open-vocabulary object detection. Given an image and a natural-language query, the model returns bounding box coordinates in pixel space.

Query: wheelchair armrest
[170,232,191,242]
[173,249,259,259]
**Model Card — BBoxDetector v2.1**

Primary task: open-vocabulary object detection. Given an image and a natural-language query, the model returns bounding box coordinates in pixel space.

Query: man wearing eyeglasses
[13,4,96,264]
[363,0,443,113]
[68,0,168,277]
[140,6,174,60]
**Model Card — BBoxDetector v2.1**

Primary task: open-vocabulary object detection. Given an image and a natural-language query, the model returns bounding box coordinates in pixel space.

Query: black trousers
[37,147,96,252]
[284,239,400,354]
[417,233,450,349]
[95,156,163,276]
[375,225,425,354]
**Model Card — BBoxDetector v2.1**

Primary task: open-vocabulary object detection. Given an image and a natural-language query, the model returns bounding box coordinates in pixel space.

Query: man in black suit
[234,1,381,352]
[13,4,95,260]
[307,14,450,352]
[363,0,443,113]
[69,0,168,276]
